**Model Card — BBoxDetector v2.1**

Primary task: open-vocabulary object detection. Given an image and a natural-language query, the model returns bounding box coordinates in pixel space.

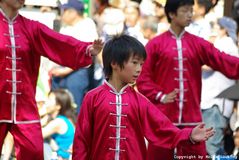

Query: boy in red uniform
[137,0,239,159]
[72,34,214,160]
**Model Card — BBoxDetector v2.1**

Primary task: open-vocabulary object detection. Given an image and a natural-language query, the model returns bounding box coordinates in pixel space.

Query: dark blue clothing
[51,68,89,113]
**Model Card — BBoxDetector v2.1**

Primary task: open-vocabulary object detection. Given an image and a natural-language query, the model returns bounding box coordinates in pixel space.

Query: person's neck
[170,23,185,37]
[51,110,60,119]
[108,77,127,93]
[0,4,18,20]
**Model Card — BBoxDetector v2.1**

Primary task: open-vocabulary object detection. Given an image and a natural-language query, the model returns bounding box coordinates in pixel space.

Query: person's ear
[111,61,118,70]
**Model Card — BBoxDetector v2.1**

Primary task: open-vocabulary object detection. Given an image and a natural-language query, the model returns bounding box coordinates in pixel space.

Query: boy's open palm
[191,123,215,143]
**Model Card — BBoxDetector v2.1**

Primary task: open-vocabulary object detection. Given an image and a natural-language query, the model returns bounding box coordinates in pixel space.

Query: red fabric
[72,81,192,160]
[0,11,92,123]
[0,123,44,160]
[136,30,239,159]
[147,126,207,160]
[137,30,239,124]
[148,142,207,160]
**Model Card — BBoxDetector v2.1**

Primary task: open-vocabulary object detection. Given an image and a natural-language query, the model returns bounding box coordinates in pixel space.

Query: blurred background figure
[201,16,239,157]
[152,0,169,34]
[140,15,159,44]
[124,0,144,43]
[93,0,125,41]
[42,89,77,160]
[186,0,213,40]
[50,0,103,114]
[232,127,239,159]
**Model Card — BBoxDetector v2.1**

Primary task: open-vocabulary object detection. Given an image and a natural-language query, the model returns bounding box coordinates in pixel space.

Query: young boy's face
[171,5,193,28]
[116,55,144,84]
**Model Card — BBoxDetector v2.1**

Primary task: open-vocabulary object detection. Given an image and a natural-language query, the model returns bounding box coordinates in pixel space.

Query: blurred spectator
[50,0,103,113]
[140,15,159,44]
[153,0,169,34]
[124,1,140,31]
[93,0,125,41]
[139,0,155,15]
[42,89,76,160]
[214,126,239,160]
[186,0,213,40]
[124,0,145,43]
[205,0,223,25]
[201,16,239,157]
[232,0,239,34]
[233,127,239,159]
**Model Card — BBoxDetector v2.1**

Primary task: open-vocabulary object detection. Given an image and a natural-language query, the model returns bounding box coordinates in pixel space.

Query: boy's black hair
[102,34,146,78]
[164,0,194,23]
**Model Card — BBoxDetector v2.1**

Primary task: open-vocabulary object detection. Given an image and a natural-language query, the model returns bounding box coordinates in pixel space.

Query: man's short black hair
[102,34,146,78]
[164,0,194,23]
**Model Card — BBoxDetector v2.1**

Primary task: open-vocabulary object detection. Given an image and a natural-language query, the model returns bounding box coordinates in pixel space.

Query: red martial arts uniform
[0,9,92,160]
[137,29,239,160]
[73,81,193,160]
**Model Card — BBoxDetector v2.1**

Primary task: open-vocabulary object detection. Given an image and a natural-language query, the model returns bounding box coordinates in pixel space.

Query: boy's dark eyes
[132,60,144,66]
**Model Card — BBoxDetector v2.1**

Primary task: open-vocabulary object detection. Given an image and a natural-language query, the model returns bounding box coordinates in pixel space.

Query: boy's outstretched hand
[89,39,104,56]
[190,123,215,143]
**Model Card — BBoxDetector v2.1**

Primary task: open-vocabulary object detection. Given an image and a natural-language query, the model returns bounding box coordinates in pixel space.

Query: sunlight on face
[44,93,57,114]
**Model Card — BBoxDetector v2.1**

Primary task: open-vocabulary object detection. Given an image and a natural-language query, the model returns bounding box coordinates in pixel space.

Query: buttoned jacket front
[137,30,239,126]
[0,10,92,124]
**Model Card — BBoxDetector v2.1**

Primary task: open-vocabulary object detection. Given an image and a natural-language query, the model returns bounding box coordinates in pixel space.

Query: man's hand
[190,123,215,143]
[89,39,103,56]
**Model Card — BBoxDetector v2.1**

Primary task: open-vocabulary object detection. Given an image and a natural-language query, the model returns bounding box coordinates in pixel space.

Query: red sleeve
[32,21,92,70]
[72,93,93,160]
[198,37,239,79]
[137,39,165,103]
[139,97,192,148]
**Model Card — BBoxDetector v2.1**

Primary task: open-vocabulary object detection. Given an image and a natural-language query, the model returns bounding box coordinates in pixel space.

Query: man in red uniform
[0,0,103,159]
[137,0,239,159]
[72,34,214,160]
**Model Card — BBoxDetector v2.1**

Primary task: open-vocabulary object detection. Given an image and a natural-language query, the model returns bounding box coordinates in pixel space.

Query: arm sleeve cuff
[86,44,93,57]
[155,91,162,101]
